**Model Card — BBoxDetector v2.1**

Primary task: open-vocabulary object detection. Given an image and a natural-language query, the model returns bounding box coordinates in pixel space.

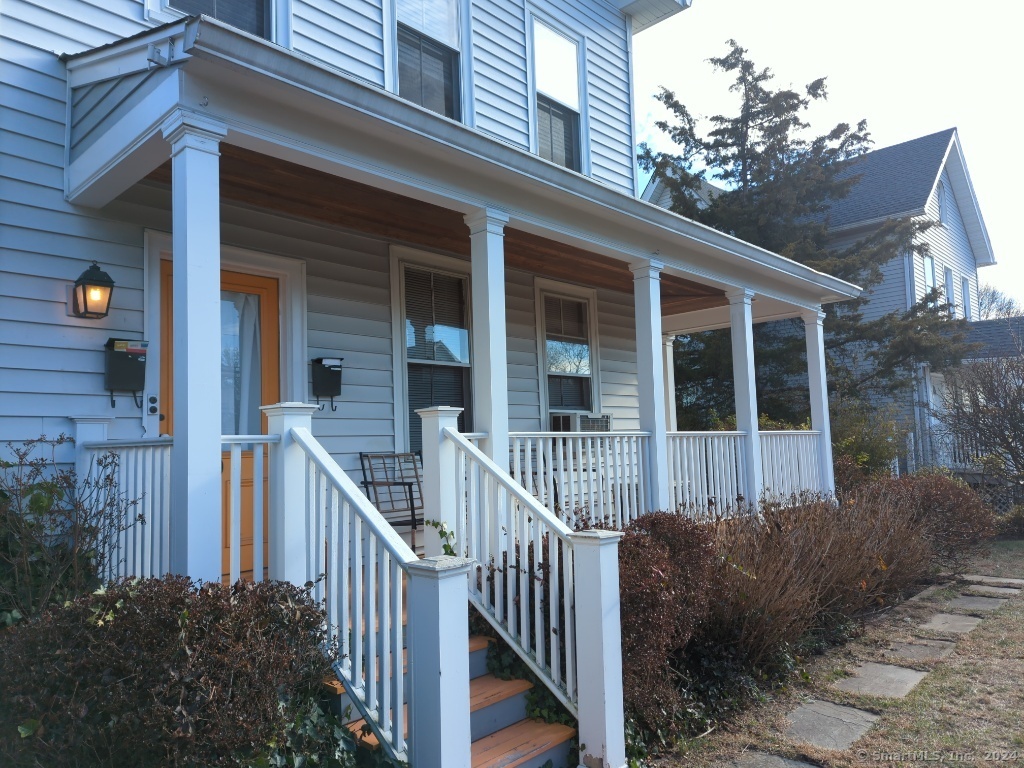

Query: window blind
[170,0,267,38]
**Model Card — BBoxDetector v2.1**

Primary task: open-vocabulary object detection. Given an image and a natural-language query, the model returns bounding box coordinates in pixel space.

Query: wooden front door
[160,261,281,581]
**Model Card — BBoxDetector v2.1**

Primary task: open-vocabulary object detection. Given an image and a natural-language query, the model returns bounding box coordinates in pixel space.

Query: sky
[632,0,1023,304]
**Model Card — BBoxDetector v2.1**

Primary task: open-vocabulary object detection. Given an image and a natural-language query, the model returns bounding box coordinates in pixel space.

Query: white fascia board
[615,0,692,33]
[663,298,808,335]
[942,138,996,267]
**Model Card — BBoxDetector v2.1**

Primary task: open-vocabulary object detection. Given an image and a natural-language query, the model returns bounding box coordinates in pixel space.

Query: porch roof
[63,16,860,317]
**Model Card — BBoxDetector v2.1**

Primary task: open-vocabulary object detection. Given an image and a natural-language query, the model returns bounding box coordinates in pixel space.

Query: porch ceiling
[147,146,727,315]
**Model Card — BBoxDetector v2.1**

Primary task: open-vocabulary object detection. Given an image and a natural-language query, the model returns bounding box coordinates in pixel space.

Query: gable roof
[826,128,955,229]
[964,317,1024,360]
[825,128,996,266]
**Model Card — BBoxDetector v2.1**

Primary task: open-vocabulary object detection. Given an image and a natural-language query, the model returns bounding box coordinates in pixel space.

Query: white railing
[508,431,649,528]
[81,437,173,580]
[221,435,280,583]
[290,426,417,763]
[759,430,825,499]
[447,428,579,714]
[667,431,748,513]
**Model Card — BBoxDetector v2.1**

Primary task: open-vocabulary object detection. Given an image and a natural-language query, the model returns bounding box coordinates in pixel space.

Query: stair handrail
[290,426,418,762]
[442,426,579,714]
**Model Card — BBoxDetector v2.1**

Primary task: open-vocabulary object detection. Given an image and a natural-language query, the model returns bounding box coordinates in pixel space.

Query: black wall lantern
[71,262,115,319]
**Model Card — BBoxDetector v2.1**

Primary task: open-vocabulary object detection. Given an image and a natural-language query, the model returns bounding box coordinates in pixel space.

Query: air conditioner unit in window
[579,413,613,432]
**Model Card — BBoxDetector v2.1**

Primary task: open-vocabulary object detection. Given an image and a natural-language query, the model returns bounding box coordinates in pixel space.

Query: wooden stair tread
[346,705,407,748]
[470,674,533,712]
[471,719,576,768]
[469,635,495,653]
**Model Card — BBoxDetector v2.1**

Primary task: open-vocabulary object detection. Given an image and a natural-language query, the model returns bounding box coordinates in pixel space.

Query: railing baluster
[253,444,265,581]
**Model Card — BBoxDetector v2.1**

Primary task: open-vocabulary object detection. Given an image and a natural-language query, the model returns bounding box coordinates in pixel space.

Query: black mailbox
[105,337,147,408]
[312,357,343,411]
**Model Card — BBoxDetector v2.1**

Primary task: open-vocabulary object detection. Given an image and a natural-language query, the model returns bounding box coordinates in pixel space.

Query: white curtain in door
[221,291,262,436]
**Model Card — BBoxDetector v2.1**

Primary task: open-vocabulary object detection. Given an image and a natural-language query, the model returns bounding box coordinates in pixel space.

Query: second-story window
[532,19,582,172]
[170,0,268,39]
[397,0,461,120]
[923,255,936,303]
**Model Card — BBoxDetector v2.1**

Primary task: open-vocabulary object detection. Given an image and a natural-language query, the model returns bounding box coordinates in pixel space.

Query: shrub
[0,436,140,626]
[830,398,905,474]
[696,492,932,672]
[0,576,348,767]
[870,471,995,574]
[618,512,715,740]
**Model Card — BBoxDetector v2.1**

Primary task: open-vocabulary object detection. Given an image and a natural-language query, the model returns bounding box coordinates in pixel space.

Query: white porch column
[262,403,318,585]
[465,209,510,464]
[631,259,670,511]
[728,289,764,506]
[161,111,228,582]
[418,406,462,557]
[570,529,627,768]
[407,556,474,768]
[801,309,836,496]
[70,416,111,483]
[663,336,677,432]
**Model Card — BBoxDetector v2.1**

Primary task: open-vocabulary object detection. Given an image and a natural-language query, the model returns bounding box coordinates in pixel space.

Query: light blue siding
[292,0,387,86]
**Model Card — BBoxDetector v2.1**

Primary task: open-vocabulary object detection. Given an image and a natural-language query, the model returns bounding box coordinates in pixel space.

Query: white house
[0,1,859,765]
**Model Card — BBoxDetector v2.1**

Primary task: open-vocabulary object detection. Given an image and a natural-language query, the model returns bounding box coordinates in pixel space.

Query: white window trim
[389,245,472,452]
[144,0,293,47]
[525,9,591,176]
[534,277,601,420]
[936,180,948,226]
[961,275,973,320]
[943,266,955,315]
[385,0,475,126]
[143,230,308,437]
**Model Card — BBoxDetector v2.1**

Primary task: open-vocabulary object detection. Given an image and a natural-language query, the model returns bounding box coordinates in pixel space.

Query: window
[943,267,955,314]
[961,276,972,320]
[936,180,948,225]
[923,255,936,302]
[403,266,470,451]
[543,294,594,414]
[169,0,268,38]
[532,19,582,172]
[396,0,461,120]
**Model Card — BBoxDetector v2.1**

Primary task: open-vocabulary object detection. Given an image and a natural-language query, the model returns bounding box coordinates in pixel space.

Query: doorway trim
[143,229,308,436]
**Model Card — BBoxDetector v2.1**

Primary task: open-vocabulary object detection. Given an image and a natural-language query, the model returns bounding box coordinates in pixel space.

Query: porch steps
[336,634,575,767]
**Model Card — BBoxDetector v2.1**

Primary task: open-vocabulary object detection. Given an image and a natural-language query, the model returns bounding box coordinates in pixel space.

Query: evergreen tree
[640,41,971,425]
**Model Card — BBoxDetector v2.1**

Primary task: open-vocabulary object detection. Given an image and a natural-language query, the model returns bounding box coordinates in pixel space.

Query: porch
[60,17,858,768]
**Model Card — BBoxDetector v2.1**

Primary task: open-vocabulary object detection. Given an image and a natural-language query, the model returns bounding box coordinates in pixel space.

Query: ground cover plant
[0,576,357,768]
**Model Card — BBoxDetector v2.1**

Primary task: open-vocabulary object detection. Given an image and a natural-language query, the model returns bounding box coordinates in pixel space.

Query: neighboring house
[0,2,859,765]
[935,316,1024,484]
[823,129,996,471]
[643,128,995,472]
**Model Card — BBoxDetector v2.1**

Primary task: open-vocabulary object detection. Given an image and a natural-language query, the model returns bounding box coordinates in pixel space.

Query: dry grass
[656,539,1024,767]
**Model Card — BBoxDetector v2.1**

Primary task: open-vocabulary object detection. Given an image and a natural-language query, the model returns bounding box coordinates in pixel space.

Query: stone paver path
[919,612,982,634]
[948,594,1008,612]
[961,574,1024,588]
[733,752,816,768]
[883,638,956,662]
[967,584,1021,597]
[784,700,879,750]
[833,662,927,698]
[728,573,1021,766]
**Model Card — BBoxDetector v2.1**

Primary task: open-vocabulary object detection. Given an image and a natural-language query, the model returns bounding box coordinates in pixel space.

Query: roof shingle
[825,128,956,230]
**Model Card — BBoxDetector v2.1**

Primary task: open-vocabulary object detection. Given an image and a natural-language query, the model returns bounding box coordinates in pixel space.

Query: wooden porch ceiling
[148,145,726,315]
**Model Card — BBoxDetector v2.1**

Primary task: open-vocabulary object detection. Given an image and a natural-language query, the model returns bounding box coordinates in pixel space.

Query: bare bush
[0,435,140,626]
